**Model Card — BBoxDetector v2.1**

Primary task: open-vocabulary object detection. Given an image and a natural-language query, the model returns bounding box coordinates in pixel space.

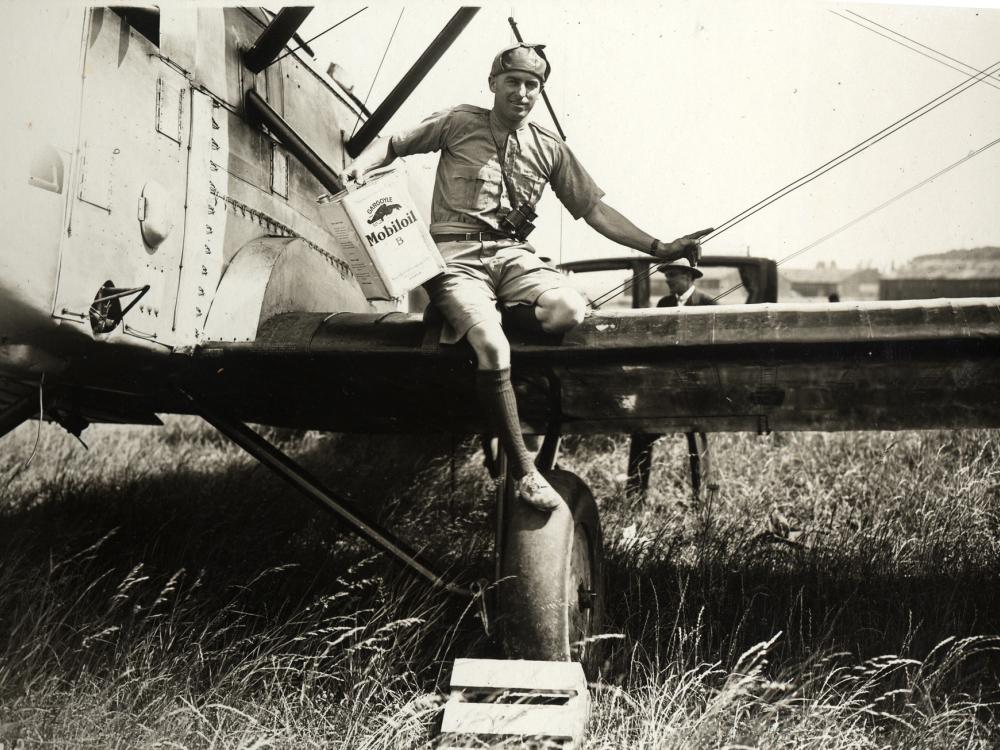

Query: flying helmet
[489,42,550,83]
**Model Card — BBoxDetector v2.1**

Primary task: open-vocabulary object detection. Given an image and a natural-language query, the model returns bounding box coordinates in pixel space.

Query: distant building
[880,246,1000,300]
[780,263,881,302]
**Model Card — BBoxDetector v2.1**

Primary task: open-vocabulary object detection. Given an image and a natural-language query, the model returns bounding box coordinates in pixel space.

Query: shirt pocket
[453,164,502,212]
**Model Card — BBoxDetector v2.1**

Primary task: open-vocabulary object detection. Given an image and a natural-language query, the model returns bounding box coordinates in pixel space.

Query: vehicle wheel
[499,468,604,675]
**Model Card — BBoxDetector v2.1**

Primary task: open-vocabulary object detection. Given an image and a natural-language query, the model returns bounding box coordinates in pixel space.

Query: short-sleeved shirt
[391,105,605,246]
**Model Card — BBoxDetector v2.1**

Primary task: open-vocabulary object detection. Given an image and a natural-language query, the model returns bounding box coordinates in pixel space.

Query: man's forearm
[584,200,711,263]
[583,201,656,254]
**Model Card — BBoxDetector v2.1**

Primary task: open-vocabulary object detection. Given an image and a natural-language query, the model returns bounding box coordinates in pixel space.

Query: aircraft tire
[499,468,604,676]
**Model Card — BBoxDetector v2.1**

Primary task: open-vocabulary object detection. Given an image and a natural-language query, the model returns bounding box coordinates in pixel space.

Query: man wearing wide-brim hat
[626,256,716,501]
[656,257,717,308]
[347,42,711,512]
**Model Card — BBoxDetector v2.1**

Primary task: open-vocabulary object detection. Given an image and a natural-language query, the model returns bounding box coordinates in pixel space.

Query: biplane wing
[7,299,996,439]
[150,297,1000,435]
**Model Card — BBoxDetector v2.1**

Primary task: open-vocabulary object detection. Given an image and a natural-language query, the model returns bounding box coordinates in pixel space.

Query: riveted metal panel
[173,91,229,345]
[55,9,190,349]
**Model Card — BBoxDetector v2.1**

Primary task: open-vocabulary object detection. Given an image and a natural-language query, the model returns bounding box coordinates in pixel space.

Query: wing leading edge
[181,298,1000,435]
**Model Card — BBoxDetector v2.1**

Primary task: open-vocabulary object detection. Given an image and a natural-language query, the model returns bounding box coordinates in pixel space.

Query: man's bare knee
[466,322,510,369]
[537,289,586,333]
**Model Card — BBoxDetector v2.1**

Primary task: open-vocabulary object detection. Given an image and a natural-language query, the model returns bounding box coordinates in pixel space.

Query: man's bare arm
[583,199,712,263]
[343,137,398,185]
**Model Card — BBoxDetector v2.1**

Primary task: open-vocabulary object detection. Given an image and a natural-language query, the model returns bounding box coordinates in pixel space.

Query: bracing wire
[710,133,1000,302]
[587,258,672,309]
[840,9,1000,92]
[704,57,1000,243]
[350,7,406,139]
[835,12,1000,91]
[712,9,1000,303]
[270,6,369,66]
[589,55,1000,309]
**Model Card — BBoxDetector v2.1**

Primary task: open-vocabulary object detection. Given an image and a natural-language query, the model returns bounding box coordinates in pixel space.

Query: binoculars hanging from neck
[499,202,537,240]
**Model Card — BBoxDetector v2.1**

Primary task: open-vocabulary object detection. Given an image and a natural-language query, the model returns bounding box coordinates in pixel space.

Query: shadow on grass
[595,525,1000,709]
[0,430,499,691]
[2,425,999,696]
[2,432,472,585]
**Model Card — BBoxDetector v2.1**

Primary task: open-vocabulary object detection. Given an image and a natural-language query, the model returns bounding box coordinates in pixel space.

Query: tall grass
[1,418,998,747]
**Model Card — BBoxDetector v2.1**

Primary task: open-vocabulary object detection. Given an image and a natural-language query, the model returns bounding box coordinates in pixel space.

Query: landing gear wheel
[499,469,604,676]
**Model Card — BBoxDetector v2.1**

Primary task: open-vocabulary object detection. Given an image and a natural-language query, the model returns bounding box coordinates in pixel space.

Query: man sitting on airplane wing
[346,42,710,512]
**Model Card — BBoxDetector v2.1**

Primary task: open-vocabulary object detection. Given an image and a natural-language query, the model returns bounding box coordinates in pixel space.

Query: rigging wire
[703,57,1000,242]
[710,133,1000,302]
[270,6,369,66]
[350,7,406,139]
[840,9,1000,91]
[589,55,1000,309]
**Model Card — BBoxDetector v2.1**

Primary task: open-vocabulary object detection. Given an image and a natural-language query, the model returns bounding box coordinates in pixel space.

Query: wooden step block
[438,659,589,749]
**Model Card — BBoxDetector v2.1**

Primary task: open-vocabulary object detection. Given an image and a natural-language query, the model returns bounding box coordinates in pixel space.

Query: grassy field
[1,417,999,748]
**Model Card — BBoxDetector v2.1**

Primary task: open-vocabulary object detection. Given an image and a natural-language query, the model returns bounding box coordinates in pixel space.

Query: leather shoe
[515,471,563,511]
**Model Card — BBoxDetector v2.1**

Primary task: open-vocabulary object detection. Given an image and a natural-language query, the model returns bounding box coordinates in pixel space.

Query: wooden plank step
[449,658,587,693]
[438,659,589,749]
[440,700,582,737]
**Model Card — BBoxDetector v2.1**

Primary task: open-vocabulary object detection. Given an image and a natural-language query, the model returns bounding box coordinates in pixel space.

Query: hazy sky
[303,1,1000,270]
[3,1,995,273]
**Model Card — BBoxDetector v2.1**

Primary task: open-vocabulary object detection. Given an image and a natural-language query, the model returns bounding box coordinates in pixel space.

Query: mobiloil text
[365,210,419,246]
[319,166,444,301]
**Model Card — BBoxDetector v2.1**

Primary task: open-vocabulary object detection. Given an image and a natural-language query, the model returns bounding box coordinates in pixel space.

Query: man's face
[490,71,542,123]
[664,269,695,296]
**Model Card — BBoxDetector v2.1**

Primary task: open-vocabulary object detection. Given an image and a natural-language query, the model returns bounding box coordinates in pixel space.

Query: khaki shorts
[423,240,568,343]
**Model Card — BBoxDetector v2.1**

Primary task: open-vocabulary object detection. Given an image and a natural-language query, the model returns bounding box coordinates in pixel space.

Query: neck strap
[486,115,523,209]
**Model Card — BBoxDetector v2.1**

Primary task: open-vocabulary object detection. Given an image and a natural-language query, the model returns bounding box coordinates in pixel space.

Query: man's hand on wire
[653,227,714,264]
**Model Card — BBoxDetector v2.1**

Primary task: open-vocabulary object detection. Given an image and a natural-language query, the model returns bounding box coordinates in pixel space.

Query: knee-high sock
[476,367,534,479]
